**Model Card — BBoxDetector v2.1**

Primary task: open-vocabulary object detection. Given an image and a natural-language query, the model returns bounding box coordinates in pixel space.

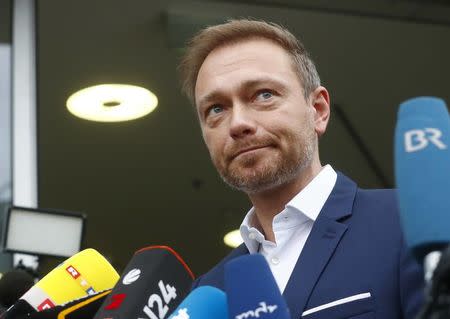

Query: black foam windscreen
[0,299,35,319]
[94,246,194,319]
[0,270,34,308]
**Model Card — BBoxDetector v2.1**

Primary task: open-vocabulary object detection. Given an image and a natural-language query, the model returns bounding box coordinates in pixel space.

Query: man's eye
[207,105,224,117]
[255,90,273,101]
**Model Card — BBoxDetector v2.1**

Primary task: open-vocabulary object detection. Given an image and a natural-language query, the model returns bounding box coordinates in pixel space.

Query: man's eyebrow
[239,77,287,91]
[197,91,223,109]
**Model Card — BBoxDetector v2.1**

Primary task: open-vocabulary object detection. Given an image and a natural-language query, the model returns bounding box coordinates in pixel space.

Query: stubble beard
[214,128,316,195]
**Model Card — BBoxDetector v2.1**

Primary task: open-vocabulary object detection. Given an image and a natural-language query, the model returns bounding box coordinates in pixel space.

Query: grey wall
[0,0,11,44]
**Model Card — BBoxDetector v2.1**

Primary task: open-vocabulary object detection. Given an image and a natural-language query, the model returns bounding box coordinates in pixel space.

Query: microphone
[0,300,35,319]
[168,286,227,319]
[0,270,35,309]
[25,290,111,319]
[225,254,290,319]
[1,249,119,318]
[394,96,450,280]
[93,245,195,319]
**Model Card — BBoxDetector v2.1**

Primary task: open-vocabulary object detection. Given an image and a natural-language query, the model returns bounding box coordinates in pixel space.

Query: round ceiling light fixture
[66,84,158,122]
[223,229,243,248]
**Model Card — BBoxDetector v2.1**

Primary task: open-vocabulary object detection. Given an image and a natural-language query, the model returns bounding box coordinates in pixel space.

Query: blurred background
[0,0,449,277]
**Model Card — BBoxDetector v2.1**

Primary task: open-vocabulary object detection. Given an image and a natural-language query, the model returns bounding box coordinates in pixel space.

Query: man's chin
[221,167,281,194]
[228,162,274,180]
[224,177,280,194]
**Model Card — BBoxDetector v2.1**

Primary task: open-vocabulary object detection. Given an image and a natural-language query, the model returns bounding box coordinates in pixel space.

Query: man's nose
[229,104,257,139]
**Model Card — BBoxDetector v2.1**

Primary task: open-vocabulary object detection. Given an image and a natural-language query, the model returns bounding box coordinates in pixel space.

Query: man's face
[195,38,318,194]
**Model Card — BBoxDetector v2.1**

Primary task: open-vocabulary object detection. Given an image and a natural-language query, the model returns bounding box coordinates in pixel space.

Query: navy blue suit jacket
[192,173,424,319]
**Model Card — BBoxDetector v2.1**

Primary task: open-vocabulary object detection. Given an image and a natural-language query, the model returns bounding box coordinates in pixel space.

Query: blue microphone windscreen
[395,96,450,260]
[225,254,290,319]
[168,286,227,319]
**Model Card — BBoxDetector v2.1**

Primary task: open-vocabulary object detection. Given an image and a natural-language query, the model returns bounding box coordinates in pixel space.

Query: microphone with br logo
[394,96,450,318]
[93,246,194,319]
[395,96,450,273]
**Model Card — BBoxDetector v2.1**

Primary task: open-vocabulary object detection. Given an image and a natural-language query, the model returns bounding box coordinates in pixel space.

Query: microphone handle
[1,299,35,319]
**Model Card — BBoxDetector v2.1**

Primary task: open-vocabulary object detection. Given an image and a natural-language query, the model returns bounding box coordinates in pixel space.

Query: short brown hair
[178,19,321,105]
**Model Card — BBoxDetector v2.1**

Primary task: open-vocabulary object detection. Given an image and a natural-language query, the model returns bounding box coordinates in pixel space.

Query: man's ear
[310,86,330,137]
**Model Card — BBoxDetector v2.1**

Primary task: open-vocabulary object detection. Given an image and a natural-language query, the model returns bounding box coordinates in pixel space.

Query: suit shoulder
[352,188,403,237]
[357,187,397,198]
[355,188,398,210]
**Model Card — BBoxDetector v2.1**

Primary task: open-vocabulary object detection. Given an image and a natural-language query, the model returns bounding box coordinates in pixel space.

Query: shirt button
[249,233,256,240]
[271,257,280,265]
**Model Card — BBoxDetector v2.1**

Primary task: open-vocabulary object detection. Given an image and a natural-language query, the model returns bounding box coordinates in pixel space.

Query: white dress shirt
[240,165,338,293]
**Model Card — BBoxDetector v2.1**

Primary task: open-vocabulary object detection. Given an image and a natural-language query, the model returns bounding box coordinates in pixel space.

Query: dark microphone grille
[0,270,35,307]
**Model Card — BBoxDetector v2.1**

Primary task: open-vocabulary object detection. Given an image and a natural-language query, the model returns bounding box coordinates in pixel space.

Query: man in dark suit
[178,19,424,318]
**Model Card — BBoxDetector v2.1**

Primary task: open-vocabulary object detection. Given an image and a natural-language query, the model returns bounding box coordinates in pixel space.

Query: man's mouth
[232,145,271,159]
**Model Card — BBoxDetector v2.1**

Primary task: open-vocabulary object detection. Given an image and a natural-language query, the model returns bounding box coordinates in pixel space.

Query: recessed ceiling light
[223,229,243,248]
[66,84,158,122]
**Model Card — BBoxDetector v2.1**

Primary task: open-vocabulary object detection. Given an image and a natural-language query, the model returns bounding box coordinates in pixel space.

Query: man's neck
[248,160,323,242]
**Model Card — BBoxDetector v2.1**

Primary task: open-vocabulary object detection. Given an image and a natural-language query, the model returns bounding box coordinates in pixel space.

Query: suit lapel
[283,173,357,319]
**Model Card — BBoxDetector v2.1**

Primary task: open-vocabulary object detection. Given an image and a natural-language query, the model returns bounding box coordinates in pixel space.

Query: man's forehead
[195,39,295,103]
[201,38,289,69]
